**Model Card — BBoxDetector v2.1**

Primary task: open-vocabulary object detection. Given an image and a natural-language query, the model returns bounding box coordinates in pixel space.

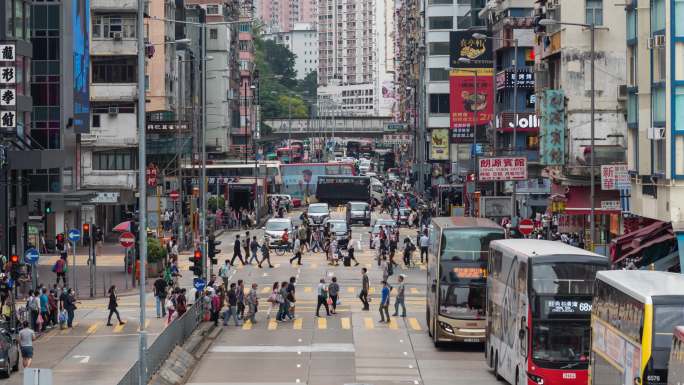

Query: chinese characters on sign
[543,299,592,314]
[539,89,565,165]
[495,69,535,90]
[449,70,494,128]
[601,164,630,190]
[600,201,621,211]
[478,157,528,181]
[430,129,449,160]
[0,44,16,130]
[146,164,158,187]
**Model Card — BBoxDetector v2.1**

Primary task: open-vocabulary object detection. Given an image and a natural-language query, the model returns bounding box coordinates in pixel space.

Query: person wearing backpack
[53,258,67,286]
[154,273,168,318]
[218,259,231,288]
[328,277,340,314]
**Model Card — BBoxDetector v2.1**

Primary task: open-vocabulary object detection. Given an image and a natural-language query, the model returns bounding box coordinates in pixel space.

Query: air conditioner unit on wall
[112,32,123,41]
[647,37,654,49]
[654,34,665,47]
[617,84,627,101]
[648,126,665,140]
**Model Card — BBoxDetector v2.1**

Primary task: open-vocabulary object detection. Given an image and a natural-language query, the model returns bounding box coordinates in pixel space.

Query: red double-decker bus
[486,240,608,385]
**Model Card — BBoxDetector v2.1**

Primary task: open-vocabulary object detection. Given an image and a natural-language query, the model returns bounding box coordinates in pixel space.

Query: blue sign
[68,229,81,242]
[193,278,206,291]
[471,143,484,157]
[25,248,40,264]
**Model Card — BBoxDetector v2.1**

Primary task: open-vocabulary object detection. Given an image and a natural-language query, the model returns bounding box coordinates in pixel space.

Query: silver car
[307,203,330,225]
[262,218,294,247]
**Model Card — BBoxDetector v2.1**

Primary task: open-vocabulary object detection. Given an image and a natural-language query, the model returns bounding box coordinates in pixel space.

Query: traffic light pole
[71,241,77,293]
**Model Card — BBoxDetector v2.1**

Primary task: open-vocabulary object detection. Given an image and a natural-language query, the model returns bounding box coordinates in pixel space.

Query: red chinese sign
[478,157,528,181]
[449,72,494,128]
[146,164,158,187]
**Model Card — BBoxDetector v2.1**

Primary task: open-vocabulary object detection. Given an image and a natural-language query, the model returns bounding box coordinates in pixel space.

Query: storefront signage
[90,192,120,204]
[0,43,16,130]
[430,129,449,160]
[449,69,494,128]
[449,31,493,69]
[539,89,565,165]
[601,201,621,211]
[497,113,540,132]
[382,134,412,145]
[146,122,191,133]
[496,69,535,90]
[601,164,630,190]
[478,157,528,181]
[385,122,407,132]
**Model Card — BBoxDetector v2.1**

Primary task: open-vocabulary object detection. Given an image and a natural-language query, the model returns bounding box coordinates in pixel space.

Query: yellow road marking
[341,317,351,329]
[364,317,374,329]
[86,322,100,334]
[113,323,126,333]
[389,318,399,329]
[242,320,252,330]
[409,318,422,331]
[310,263,318,268]
[369,287,375,294]
[420,264,426,271]
[261,287,270,294]
[293,318,303,329]
[138,319,150,331]
[268,319,278,330]
[317,317,327,329]
[60,322,79,335]
[346,287,355,293]
[304,287,313,293]
[410,288,419,294]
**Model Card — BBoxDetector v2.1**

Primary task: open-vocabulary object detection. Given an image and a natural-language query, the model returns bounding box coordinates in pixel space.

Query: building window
[92,57,137,83]
[209,28,218,39]
[239,22,251,33]
[652,86,666,123]
[627,46,637,86]
[428,42,449,56]
[206,4,220,15]
[676,0,684,36]
[92,114,101,128]
[92,150,137,170]
[655,140,666,174]
[429,93,450,114]
[92,15,136,39]
[526,136,539,150]
[428,0,453,4]
[585,0,603,26]
[627,92,638,125]
[651,0,666,32]
[626,9,637,40]
[676,86,684,130]
[428,16,453,30]
[27,168,61,193]
[653,45,666,82]
[429,68,449,81]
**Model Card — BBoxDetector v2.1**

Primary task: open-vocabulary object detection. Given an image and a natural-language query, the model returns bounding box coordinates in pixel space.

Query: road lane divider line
[389,319,399,329]
[364,317,374,329]
[408,318,422,331]
[86,323,100,334]
[242,320,253,330]
[341,317,351,329]
[268,319,278,330]
[304,287,313,293]
[293,318,303,330]
[346,287,355,293]
[261,287,270,294]
[317,317,326,329]
[410,288,419,294]
[113,323,126,333]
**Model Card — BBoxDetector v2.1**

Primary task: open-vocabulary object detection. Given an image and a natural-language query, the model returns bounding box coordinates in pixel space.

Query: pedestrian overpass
[263,117,398,139]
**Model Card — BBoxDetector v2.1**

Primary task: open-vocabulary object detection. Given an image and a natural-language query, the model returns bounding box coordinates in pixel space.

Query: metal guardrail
[116,303,202,385]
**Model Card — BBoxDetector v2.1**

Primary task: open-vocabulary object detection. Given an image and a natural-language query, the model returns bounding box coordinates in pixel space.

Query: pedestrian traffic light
[82,223,91,243]
[189,249,203,276]
[44,201,52,215]
[56,233,64,243]
[208,236,221,265]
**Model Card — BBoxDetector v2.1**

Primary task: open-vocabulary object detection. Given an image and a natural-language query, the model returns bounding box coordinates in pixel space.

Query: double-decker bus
[426,217,504,346]
[185,162,282,194]
[668,326,684,385]
[486,239,608,385]
[591,270,684,385]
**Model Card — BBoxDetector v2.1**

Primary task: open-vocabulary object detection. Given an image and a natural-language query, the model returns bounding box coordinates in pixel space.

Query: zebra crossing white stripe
[210,343,355,353]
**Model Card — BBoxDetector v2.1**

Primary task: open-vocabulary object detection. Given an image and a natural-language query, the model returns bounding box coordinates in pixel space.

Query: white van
[370,179,384,204]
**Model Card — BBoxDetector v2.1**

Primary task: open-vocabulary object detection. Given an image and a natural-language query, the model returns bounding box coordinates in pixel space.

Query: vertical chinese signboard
[449,32,494,139]
[601,164,630,190]
[539,89,565,165]
[0,44,16,131]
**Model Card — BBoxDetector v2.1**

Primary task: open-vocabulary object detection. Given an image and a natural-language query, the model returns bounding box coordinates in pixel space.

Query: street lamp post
[540,19,596,249]
[473,33,519,222]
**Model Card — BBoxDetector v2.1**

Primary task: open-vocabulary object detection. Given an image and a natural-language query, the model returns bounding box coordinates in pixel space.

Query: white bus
[592,270,684,385]
[486,239,608,385]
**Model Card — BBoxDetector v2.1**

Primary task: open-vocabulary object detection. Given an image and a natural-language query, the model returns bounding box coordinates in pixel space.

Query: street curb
[147,322,220,385]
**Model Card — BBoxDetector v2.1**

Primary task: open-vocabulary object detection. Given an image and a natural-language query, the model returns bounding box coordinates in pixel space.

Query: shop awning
[563,186,621,215]
[610,221,674,265]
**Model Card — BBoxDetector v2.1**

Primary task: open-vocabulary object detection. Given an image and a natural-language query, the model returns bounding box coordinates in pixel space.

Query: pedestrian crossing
[220,315,424,331]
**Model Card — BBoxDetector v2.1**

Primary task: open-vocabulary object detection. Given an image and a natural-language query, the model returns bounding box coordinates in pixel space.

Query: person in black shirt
[153,273,168,318]
[231,235,245,266]
[347,244,360,266]
[106,285,125,326]
[0,276,9,308]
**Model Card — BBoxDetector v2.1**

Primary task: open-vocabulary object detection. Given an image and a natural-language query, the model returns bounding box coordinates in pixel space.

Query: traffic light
[82,223,91,243]
[9,255,19,280]
[32,199,42,215]
[189,249,203,276]
[44,201,52,215]
[208,236,221,265]
[56,233,64,243]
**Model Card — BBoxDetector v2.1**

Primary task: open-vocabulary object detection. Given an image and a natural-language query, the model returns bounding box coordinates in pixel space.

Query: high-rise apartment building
[256,0,317,33]
[237,0,256,152]
[264,22,318,79]
[317,0,395,116]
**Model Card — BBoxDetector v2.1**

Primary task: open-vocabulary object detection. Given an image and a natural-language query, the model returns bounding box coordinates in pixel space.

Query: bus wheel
[494,351,502,381]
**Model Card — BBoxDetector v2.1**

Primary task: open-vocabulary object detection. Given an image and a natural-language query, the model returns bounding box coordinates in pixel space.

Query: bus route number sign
[543,299,592,315]
[452,267,486,279]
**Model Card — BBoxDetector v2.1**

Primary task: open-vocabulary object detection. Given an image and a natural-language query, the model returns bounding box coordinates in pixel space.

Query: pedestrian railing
[116,303,202,385]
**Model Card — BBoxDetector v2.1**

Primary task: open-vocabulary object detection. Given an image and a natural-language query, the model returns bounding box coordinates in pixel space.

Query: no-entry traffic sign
[518,218,534,236]
[119,231,135,248]
[169,190,180,201]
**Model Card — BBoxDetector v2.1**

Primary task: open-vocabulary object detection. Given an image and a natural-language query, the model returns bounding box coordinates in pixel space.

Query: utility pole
[201,24,208,279]
[136,0,148,381]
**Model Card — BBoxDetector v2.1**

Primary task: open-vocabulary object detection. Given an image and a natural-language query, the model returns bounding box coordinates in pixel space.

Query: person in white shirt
[419,231,429,264]
[290,238,302,265]
[315,278,330,317]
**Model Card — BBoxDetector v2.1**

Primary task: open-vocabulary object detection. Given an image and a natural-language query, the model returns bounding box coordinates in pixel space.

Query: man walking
[379,280,391,323]
[17,321,35,368]
[419,230,429,264]
[315,278,330,317]
[153,273,168,318]
[259,241,274,268]
[236,279,246,319]
[392,274,406,317]
[245,283,259,323]
[249,236,260,265]
[359,268,370,311]
[218,259,231,289]
[243,231,251,263]
[223,283,240,326]
[290,237,302,265]
[231,235,245,266]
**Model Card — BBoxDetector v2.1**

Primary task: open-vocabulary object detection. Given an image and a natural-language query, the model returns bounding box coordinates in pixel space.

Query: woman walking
[328,277,340,314]
[106,286,125,326]
[266,282,280,319]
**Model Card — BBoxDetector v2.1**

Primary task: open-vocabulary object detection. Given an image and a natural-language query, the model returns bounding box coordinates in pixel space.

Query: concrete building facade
[256,0,317,33]
[264,22,318,79]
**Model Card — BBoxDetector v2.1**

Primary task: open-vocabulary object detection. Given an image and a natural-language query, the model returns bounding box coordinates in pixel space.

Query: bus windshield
[439,284,486,319]
[531,262,604,296]
[440,228,504,261]
[532,321,591,368]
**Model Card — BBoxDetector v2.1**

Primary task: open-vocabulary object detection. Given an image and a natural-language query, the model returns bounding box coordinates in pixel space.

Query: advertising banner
[449,31,492,69]
[430,129,449,160]
[72,0,91,133]
[478,157,528,181]
[600,164,630,190]
[449,70,494,128]
[280,163,354,199]
[539,89,565,165]
[496,113,540,133]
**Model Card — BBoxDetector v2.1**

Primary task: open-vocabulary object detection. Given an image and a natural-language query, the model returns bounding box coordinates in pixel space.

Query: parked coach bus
[486,239,608,385]
[591,270,684,385]
[426,217,504,346]
[668,326,684,385]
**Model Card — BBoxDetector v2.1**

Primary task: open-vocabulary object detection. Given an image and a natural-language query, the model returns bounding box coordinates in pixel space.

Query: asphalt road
[186,207,501,385]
